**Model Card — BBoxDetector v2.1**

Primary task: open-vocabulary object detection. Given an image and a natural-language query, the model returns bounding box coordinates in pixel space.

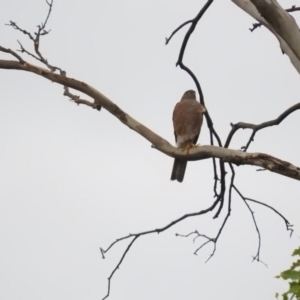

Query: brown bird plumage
[171,90,206,182]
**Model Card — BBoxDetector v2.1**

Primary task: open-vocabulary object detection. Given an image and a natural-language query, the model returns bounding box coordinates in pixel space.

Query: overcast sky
[0,0,300,299]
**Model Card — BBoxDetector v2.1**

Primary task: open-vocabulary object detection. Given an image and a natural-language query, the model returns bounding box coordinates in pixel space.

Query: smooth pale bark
[232,0,300,74]
[1,58,299,181]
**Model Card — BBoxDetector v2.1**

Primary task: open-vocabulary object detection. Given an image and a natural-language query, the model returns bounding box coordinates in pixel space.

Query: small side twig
[177,165,234,261]
[165,20,193,45]
[233,185,293,264]
[6,0,61,72]
[249,5,300,32]
[63,81,100,110]
[235,187,293,235]
[5,21,35,41]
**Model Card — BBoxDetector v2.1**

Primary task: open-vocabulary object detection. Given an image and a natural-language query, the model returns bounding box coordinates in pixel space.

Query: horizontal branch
[0,58,299,180]
[233,102,300,132]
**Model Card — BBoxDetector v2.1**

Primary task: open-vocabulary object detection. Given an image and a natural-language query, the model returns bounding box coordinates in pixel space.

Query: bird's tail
[171,159,187,182]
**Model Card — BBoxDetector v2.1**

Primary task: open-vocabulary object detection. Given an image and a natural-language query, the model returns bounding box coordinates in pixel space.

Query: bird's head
[182,90,196,100]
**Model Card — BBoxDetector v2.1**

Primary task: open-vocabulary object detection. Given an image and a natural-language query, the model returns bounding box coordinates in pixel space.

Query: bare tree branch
[100,198,220,299]
[232,0,300,74]
[165,0,227,214]
[233,186,293,235]
[6,0,61,72]
[232,184,293,266]
[240,192,263,263]
[1,58,299,180]
[63,83,100,109]
[225,102,300,151]
[250,5,300,32]
[6,21,35,41]
[0,45,24,62]
[176,165,234,260]
[165,20,193,45]
[102,236,138,300]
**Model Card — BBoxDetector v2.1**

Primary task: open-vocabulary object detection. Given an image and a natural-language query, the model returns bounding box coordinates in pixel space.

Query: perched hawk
[171,90,206,182]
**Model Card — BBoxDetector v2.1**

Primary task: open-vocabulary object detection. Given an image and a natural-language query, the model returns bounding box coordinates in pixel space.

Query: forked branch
[225,102,300,151]
[100,198,220,299]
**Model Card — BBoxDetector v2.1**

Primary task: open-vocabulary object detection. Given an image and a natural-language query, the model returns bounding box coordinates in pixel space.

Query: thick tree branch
[249,5,300,32]
[1,58,299,181]
[232,0,300,74]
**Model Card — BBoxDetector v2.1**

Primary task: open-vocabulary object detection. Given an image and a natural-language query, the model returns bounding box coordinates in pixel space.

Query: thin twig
[101,198,220,299]
[213,162,226,219]
[7,0,61,72]
[6,21,35,41]
[243,197,293,235]
[233,185,293,257]
[165,20,193,44]
[102,236,138,300]
[63,83,100,110]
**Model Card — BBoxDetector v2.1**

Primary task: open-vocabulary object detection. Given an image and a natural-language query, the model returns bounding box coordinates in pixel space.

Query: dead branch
[232,0,300,74]
[165,0,226,214]
[225,102,300,151]
[165,20,193,45]
[100,198,220,300]
[6,0,61,72]
[1,58,299,181]
[233,186,293,235]
[250,5,300,32]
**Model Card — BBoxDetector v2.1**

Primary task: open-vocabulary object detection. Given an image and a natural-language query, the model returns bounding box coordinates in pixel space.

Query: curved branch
[175,0,214,105]
[165,20,193,45]
[233,185,293,235]
[1,58,300,181]
[176,165,234,259]
[240,193,263,263]
[225,102,300,150]
[232,0,300,74]
[100,198,220,299]
[166,0,226,212]
[102,236,138,300]
[249,5,300,32]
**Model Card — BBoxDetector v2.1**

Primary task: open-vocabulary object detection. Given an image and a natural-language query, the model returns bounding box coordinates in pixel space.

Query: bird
[170,90,206,182]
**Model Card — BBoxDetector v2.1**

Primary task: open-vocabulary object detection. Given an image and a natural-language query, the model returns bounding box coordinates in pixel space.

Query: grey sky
[0,0,299,299]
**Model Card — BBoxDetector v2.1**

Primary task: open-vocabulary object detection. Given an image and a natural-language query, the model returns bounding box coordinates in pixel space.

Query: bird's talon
[181,144,196,154]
